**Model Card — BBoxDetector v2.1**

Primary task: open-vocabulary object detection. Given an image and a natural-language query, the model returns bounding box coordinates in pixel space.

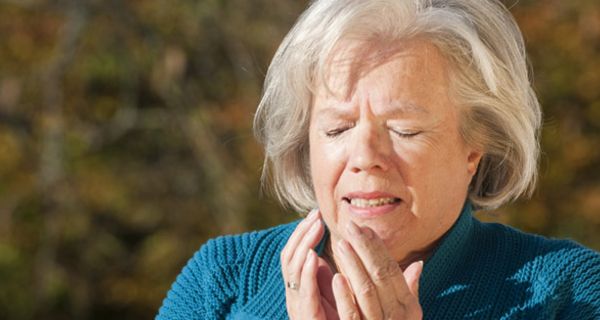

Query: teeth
[350,197,397,208]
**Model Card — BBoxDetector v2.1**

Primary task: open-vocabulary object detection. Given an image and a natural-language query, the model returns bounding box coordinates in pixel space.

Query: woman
[157,0,600,319]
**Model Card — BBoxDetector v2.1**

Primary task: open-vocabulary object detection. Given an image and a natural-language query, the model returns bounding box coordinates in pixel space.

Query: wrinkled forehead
[313,38,451,100]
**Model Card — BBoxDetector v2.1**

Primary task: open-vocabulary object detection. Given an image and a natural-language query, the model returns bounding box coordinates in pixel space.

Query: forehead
[313,39,453,116]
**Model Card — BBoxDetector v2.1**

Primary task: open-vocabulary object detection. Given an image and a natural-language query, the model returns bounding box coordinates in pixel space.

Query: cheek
[310,141,345,193]
[309,135,347,215]
[392,137,469,192]
[388,143,430,184]
[410,144,472,206]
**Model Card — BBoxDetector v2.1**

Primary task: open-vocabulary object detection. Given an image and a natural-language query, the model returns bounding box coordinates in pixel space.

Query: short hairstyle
[254,0,542,212]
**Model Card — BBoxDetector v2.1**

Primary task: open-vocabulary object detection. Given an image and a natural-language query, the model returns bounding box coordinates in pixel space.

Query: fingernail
[307,209,318,220]
[332,273,345,288]
[308,219,321,235]
[347,221,361,236]
[416,261,425,279]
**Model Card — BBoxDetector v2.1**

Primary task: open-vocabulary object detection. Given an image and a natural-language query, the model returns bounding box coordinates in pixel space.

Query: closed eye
[325,125,353,138]
[392,129,422,138]
[325,123,354,138]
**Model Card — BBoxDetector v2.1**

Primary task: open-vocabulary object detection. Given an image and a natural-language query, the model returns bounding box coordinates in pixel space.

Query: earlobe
[467,151,483,176]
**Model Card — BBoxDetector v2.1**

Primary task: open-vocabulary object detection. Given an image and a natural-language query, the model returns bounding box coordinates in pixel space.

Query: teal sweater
[157,205,600,319]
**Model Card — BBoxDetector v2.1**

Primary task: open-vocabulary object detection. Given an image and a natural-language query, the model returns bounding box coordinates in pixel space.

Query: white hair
[254,0,542,212]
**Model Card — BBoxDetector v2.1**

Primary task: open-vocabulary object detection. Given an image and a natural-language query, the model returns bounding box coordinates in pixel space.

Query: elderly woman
[157,0,600,319]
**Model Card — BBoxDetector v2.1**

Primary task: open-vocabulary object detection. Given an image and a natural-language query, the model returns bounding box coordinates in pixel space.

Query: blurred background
[0,0,598,319]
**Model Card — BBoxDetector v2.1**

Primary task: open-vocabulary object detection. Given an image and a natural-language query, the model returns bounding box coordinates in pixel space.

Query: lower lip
[345,200,402,218]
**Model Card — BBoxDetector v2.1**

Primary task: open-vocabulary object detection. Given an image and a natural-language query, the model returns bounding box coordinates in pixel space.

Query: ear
[466,150,483,177]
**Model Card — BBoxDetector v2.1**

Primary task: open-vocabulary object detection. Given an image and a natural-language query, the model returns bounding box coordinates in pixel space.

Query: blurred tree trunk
[156,49,250,233]
[35,0,88,317]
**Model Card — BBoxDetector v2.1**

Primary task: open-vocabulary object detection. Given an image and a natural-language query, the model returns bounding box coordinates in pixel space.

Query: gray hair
[254,0,542,212]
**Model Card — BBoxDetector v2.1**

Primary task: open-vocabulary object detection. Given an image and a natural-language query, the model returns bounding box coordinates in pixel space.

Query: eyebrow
[388,100,430,115]
[317,100,429,120]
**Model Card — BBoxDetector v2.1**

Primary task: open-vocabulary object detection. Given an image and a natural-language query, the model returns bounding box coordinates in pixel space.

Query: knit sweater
[156,204,600,319]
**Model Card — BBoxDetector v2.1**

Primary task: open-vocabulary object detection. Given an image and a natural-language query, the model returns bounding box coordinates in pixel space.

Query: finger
[403,260,424,297]
[281,209,319,266]
[345,222,408,312]
[334,239,383,319]
[333,273,360,320]
[280,209,319,278]
[316,257,336,307]
[287,217,325,286]
[297,249,324,318]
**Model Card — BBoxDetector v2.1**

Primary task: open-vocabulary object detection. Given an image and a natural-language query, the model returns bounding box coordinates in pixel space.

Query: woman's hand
[332,221,424,320]
[281,210,338,319]
[282,212,424,319]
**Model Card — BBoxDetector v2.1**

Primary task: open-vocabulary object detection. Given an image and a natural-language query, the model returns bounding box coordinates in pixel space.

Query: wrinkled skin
[282,39,482,319]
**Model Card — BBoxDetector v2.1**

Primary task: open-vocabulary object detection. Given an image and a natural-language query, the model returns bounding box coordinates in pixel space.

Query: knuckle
[357,279,377,298]
[397,289,415,302]
[372,260,400,283]
[342,310,361,320]
[398,299,412,312]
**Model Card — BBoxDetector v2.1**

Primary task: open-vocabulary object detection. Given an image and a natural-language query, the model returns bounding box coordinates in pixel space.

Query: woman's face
[309,40,481,264]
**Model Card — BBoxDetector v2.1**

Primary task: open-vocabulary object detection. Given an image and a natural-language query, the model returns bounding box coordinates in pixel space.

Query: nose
[348,121,390,173]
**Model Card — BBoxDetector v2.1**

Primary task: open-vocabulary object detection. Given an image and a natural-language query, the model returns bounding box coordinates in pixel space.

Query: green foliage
[0,0,598,319]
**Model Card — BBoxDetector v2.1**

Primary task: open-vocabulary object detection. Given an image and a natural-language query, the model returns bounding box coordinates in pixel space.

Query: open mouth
[342,197,401,208]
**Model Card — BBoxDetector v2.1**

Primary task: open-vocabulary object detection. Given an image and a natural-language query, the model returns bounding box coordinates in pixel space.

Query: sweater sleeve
[156,234,251,320]
[559,245,600,320]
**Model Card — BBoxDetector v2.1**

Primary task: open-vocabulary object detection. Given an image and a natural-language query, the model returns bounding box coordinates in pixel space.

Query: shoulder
[475,219,598,257]
[156,220,300,320]
[474,219,600,316]
[198,220,300,266]
[474,219,600,273]
[180,220,300,288]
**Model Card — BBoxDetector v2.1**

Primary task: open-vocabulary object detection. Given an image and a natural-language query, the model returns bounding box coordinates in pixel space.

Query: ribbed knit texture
[156,204,600,319]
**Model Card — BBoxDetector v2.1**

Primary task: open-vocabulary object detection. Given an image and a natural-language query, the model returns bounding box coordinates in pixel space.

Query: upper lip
[342,191,402,201]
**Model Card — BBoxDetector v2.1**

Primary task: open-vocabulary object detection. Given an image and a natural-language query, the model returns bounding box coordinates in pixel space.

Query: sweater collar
[420,201,475,297]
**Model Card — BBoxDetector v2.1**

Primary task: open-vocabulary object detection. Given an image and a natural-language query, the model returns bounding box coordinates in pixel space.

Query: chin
[372,224,404,242]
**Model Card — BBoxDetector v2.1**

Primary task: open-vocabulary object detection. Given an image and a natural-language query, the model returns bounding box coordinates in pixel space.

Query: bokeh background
[0,0,598,319]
